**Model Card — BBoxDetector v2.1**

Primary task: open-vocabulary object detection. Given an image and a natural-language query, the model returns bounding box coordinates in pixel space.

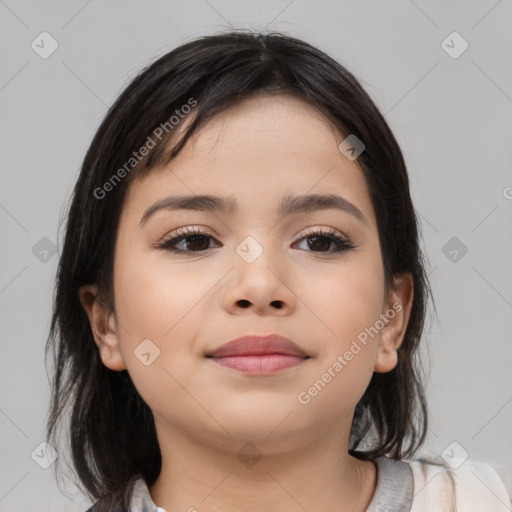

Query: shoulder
[405,457,512,512]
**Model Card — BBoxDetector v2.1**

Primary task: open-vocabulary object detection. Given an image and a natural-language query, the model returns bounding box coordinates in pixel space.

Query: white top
[94,456,512,511]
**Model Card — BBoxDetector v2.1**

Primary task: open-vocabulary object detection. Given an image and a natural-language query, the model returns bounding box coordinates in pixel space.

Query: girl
[45,31,511,512]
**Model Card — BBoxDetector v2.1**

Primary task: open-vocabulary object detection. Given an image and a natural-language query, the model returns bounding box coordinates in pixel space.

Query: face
[81,94,412,453]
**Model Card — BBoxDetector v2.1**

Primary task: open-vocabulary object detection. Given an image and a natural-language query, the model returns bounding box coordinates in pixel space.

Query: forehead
[122,95,376,230]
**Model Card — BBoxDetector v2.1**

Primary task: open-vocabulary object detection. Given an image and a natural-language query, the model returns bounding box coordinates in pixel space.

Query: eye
[293,227,356,254]
[157,227,220,253]
[156,226,356,255]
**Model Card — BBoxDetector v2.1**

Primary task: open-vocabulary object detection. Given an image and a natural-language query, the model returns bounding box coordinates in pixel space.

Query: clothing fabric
[84,456,512,511]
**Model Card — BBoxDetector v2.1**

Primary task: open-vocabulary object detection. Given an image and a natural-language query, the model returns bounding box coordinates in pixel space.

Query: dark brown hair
[45,29,433,511]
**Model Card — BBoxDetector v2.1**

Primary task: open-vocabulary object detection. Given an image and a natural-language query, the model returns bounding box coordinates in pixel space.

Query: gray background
[1,0,511,510]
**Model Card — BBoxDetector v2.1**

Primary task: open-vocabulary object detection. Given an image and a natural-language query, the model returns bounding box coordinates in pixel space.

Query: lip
[206,334,309,358]
[205,334,310,375]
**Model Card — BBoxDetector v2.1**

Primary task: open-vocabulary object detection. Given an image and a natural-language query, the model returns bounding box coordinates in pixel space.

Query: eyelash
[156,226,356,255]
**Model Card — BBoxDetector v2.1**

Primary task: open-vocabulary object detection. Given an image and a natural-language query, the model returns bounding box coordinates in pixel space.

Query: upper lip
[206,334,309,358]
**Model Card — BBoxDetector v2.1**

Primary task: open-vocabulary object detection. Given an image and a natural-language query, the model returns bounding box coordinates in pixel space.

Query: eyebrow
[139,193,369,228]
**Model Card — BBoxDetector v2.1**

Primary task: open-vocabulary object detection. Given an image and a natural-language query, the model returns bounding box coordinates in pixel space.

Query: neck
[148,421,377,512]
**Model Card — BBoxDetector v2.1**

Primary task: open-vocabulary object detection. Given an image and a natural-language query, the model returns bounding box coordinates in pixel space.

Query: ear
[78,284,127,371]
[373,273,414,373]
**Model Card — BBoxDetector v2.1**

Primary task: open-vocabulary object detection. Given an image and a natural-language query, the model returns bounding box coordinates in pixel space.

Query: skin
[79,94,413,512]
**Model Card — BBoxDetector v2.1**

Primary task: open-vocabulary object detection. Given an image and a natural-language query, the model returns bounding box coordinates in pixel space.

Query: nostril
[235,299,284,309]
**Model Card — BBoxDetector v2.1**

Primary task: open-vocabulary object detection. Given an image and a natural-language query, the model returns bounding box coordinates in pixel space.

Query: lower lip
[209,354,308,374]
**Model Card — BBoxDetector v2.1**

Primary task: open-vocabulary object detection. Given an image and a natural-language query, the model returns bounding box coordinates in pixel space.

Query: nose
[221,245,296,316]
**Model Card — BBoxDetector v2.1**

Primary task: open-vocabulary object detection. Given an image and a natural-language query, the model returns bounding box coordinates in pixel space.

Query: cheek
[112,253,208,415]
[112,247,224,376]
[114,249,210,340]
[301,252,384,397]
[297,273,382,422]
[314,252,385,343]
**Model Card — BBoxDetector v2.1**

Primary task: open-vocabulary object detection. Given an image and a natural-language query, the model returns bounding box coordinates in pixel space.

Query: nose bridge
[235,232,283,289]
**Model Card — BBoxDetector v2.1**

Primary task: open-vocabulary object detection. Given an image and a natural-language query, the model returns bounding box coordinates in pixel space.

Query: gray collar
[129,455,413,512]
[365,456,413,512]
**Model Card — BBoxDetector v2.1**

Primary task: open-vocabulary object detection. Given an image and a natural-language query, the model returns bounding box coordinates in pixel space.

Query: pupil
[186,235,209,251]
[308,236,330,252]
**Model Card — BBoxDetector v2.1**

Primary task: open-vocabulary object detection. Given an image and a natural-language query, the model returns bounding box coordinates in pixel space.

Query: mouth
[207,353,310,374]
[205,334,310,375]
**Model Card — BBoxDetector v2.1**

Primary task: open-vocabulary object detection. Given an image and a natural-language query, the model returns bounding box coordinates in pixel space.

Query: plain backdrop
[0,1,511,510]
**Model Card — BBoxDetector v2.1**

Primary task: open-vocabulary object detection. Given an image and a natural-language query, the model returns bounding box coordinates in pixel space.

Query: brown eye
[294,228,355,254]
[157,227,355,255]
[158,227,220,253]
